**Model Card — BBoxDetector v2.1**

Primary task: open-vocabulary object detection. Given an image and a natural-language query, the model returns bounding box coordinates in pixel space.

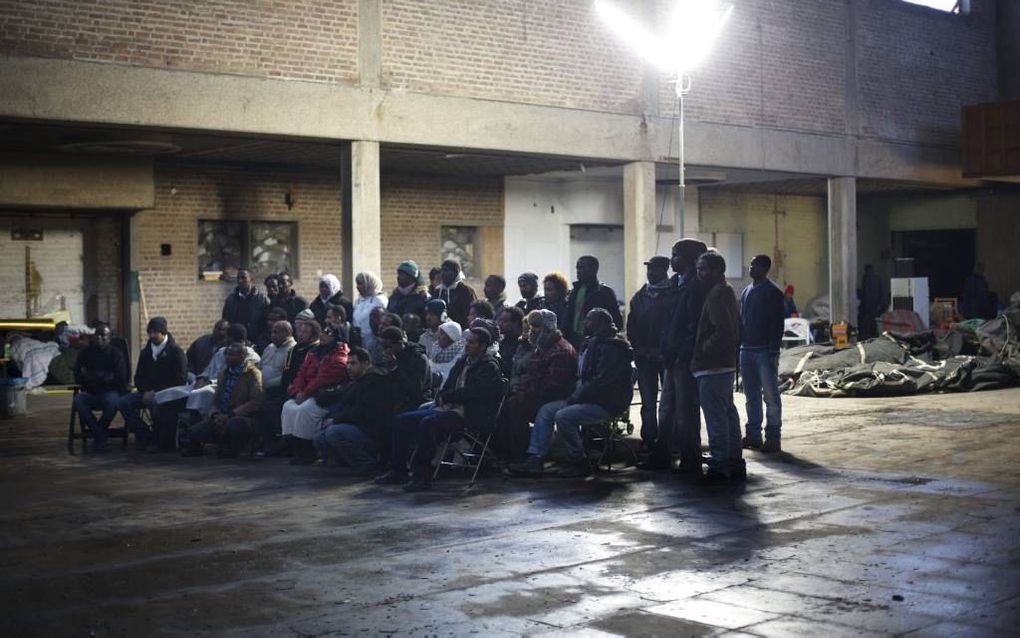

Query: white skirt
[281,398,330,440]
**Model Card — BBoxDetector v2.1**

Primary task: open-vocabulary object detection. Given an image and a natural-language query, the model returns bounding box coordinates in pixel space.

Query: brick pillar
[828,176,857,326]
[624,161,656,307]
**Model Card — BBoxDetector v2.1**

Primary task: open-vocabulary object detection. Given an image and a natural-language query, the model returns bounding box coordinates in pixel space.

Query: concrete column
[623,161,657,306]
[827,177,857,326]
[340,140,382,295]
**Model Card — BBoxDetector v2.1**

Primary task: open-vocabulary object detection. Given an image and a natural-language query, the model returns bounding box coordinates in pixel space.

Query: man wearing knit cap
[627,256,675,449]
[388,260,430,321]
[118,316,188,450]
[641,238,708,476]
[515,272,544,314]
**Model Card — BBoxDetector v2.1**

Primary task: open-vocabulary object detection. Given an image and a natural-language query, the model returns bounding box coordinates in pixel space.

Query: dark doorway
[892,229,975,299]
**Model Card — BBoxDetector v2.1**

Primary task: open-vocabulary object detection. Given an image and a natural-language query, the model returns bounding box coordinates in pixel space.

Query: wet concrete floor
[1,389,1019,636]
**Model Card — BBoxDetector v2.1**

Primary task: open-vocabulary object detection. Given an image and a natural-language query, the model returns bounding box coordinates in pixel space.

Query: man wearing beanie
[118,316,188,450]
[387,260,430,321]
[515,272,544,314]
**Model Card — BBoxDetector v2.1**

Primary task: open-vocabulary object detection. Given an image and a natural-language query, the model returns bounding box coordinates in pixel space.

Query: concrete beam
[828,177,857,328]
[0,155,154,210]
[0,56,978,186]
[623,161,656,306]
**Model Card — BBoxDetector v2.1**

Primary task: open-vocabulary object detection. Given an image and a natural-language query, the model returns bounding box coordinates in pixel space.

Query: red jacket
[288,343,350,397]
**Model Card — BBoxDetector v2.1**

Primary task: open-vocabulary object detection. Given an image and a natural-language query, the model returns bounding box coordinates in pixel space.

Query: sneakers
[761,439,782,454]
[557,460,591,479]
[742,436,763,450]
[507,456,544,477]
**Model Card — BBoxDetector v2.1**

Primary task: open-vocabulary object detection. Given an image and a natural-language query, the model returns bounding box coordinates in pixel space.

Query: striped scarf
[217,364,246,413]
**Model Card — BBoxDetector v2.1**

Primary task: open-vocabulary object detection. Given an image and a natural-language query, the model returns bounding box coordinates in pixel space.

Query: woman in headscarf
[353,271,388,355]
[310,274,353,328]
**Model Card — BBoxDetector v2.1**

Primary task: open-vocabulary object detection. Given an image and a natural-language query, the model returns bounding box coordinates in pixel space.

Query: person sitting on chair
[378,326,431,414]
[496,309,577,463]
[255,318,319,456]
[118,317,188,450]
[72,322,128,452]
[508,308,633,479]
[182,343,264,457]
[376,327,503,493]
[280,324,350,464]
[313,346,393,475]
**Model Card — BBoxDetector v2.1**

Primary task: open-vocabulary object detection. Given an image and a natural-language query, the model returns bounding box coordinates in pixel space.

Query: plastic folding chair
[782,318,812,348]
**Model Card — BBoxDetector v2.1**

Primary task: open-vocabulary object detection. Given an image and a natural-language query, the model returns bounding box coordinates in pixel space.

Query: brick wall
[857,0,998,146]
[0,0,359,83]
[381,0,645,114]
[380,174,504,291]
[657,0,847,134]
[136,163,344,348]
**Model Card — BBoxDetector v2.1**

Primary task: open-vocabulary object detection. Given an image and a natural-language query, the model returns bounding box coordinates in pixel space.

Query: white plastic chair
[783,318,812,348]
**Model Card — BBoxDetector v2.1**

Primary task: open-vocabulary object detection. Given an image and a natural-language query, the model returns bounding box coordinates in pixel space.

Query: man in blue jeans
[739,254,785,453]
[508,308,633,479]
[691,252,744,484]
[72,323,127,452]
[118,317,188,450]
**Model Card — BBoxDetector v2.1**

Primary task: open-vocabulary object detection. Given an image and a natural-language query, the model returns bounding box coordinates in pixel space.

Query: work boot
[742,436,763,450]
[761,439,782,454]
[507,455,544,477]
[557,459,591,479]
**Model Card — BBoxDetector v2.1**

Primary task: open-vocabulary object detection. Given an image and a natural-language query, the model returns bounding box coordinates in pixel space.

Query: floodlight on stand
[595,0,732,196]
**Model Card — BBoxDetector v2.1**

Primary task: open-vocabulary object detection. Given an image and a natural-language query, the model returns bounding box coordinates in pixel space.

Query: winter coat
[280,341,317,395]
[545,297,569,333]
[564,281,623,348]
[432,282,477,329]
[310,292,354,328]
[74,344,128,394]
[498,334,524,380]
[387,285,430,321]
[287,342,350,398]
[186,333,222,376]
[691,281,741,373]
[272,290,309,323]
[660,273,706,366]
[515,295,545,315]
[326,367,394,441]
[571,332,633,415]
[222,287,270,343]
[626,282,676,363]
[514,333,577,404]
[438,352,505,430]
[211,361,264,418]
[133,335,188,393]
[392,342,431,411]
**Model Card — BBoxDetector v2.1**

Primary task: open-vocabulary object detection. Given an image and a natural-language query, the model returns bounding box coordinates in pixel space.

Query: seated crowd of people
[73,241,787,491]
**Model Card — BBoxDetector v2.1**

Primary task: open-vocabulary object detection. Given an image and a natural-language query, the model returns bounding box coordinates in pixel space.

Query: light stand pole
[676,72,691,234]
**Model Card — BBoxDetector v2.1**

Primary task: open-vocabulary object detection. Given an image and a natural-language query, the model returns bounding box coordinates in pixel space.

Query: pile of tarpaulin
[779,306,1020,398]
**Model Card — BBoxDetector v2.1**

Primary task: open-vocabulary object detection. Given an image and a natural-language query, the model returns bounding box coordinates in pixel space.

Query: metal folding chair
[432,380,509,486]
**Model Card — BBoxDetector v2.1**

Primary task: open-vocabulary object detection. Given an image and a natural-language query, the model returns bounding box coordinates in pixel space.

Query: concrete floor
[1,389,1019,636]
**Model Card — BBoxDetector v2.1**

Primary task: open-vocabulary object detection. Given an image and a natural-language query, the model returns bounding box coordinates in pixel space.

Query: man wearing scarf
[182,343,264,457]
[432,259,477,329]
[626,256,676,450]
[310,273,353,328]
[387,260,430,321]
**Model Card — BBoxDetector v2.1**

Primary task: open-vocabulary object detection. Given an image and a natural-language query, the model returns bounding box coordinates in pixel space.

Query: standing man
[564,256,623,349]
[483,275,508,316]
[496,306,526,381]
[272,272,309,323]
[626,256,674,450]
[387,260,430,321]
[186,319,229,376]
[433,259,477,329]
[692,252,744,483]
[515,272,544,314]
[643,239,708,476]
[222,268,270,345]
[118,317,188,449]
[740,255,785,453]
[72,322,128,452]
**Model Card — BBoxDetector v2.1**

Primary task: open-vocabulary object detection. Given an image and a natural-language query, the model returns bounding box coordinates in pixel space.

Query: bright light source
[595,0,733,76]
[900,0,960,12]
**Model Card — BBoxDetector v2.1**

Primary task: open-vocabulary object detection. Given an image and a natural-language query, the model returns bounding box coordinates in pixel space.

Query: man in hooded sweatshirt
[432,259,477,329]
[387,260,430,321]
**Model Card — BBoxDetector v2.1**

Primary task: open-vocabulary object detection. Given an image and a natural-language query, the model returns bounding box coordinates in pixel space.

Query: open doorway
[892,229,976,299]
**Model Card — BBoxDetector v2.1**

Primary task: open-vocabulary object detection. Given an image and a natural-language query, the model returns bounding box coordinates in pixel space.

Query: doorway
[892,229,976,299]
